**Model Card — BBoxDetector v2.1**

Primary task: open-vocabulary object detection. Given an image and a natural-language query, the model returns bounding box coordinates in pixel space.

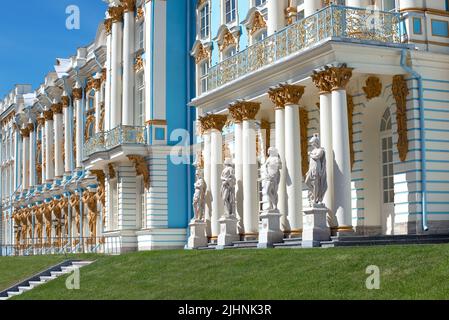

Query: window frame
[199,1,210,40]
[224,0,237,24]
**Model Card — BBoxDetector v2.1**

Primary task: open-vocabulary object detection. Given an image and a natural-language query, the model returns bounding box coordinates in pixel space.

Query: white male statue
[305,134,328,206]
[263,147,282,211]
[221,158,236,216]
[193,169,207,221]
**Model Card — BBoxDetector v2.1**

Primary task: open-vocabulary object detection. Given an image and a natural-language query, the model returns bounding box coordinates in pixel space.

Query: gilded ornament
[108,163,116,179]
[219,29,237,52]
[392,75,409,162]
[268,86,286,110]
[135,54,144,71]
[326,64,353,91]
[347,94,355,170]
[121,0,136,12]
[250,11,267,36]
[311,69,332,94]
[127,155,150,189]
[300,108,309,177]
[279,84,305,105]
[51,103,63,114]
[61,96,70,108]
[72,88,83,101]
[230,100,260,121]
[108,6,124,23]
[104,18,112,34]
[363,76,382,100]
[195,43,210,64]
[260,119,271,158]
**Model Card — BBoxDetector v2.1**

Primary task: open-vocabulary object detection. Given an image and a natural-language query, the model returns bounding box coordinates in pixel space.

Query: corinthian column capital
[326,64,353,91]
[61,96,70,108]
[43,110,54,121]
[311,69,332,94]
[228,104,244,124]
[279,84,305,105]
[230,100,260,121]
[72,88,83,101]
[51,103,63,114]
[268,86,286,110]
[108,6,124,23]
[104,18,112,34]
[121,0,136,12]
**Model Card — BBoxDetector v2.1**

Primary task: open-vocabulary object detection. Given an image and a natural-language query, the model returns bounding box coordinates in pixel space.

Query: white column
[202,131,212,238]
[267,0,287,35]
[346,0,370,8]
[144,0,153,124]
[104,19,112,131]
[21,129,30,190]
[329,65,353,233]
[319,92,334,219]
[240,102,260,240]
[94,79,102,133]
[234,121,244,235]
[122,2,135,126]
[282,85,305,236]
[210,127,224,240]
[228,105,244,235]
[304,0,322,17]
[44,110,54,182]
[13,127,19,190]
[62,96,73,174]
[109,6,124,129]
[73,88,83,169]
[276,107,288,232]
[28,123,36,188]
[52,104,64,179]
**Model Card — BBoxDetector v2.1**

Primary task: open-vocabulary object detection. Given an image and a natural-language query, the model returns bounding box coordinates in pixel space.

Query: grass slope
[10,244,449,300]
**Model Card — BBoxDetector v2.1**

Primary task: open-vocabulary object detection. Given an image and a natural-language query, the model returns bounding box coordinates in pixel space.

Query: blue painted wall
[238,0,249,50]
[166,0,196,228]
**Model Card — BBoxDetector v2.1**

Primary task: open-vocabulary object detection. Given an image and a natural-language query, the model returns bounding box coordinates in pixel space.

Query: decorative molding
[285,4,298,25]
[121,0,136,12]
[347,94,355,170]
[72,88,83,101]
[136,6,144,20]
[300,108,309,177]
[249,11,267,35]
[199,114,228,133]
[127,155,150,189]
[43,110,54,121]
[51,103,63,114]
[230,100,260,121]
[260,119,271,158]
[311,69,332,94]
[104,18,112,34]
[134,53,144,71]
[99,103,105,132]
[228,104,244,123]
[392,75,409,162]
[61,96,70,108]
[219,29,237,52]
[194,43,211,64]
[363,76,382,100]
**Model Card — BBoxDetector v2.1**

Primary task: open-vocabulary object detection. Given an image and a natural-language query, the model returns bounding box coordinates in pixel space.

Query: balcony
[83,125,147,159]
[206,5,404,93]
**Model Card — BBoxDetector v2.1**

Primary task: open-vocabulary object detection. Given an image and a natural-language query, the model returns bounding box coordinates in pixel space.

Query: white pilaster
[144,0,153,124]
[202,131,212,238]
[104,19,112,131]
[28,124,36,188]
[267,0,287,35]
[122,3,135,126]
[346,0,370,7]
[304,0,322,17]
[44,111,54,182]
[234,122,244,235]
[109,6,124,129]
[52,105,64,178]
[275,107,288,232]
[21,131,30,190]
[73,88,84,169]
[62,97,73,174]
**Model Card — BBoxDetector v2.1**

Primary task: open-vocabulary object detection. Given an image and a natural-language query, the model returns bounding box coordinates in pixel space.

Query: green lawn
[6,244,449,300]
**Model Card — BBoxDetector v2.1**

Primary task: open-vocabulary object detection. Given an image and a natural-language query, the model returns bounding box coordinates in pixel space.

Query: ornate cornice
[108,6,124,23]
[311,69,332,94]
[104,18,112,34]
[363,76,382,100]
[43,110,54,121]
[219,29,237,52]
[326,64,353,91]
[51,103,63,114]
[127,155,150,189]
[72,88,83,101]
[268,86,286,110]
[279,84,305,105]
[121,0,136,12]
[392,75,409,162]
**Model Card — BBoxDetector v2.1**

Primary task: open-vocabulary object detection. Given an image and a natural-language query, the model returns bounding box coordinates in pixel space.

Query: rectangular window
[137,23,144,49]
[255,0,266,6]
[135,72,145,126]
[431,19,449,37]
[225,0,236,23]
[200,60,209,94]
[413,17,422,35]
[200,3,210,39]
[382,0,397,12]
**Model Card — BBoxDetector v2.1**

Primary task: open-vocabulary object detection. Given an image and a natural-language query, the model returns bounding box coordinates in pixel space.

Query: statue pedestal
[258,209,284,248]
[302,205,330,248]
[216,215,239,250]
[187,219,208,249]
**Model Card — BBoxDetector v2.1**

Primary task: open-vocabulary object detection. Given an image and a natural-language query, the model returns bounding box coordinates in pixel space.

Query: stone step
[0,296,9,300]
[330,234,449,242]
[18,286,32,292]
[232,240,258,249]
[40,276,56,282]
[61,266,78,272]
[7,291,21,297]
[29,281,44,287]
[50,271,67,277]
[71,261,93,267]
[321,237,449,248]
[273,241,302,248]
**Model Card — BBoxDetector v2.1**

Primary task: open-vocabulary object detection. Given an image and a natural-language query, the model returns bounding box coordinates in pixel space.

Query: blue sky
[0,0,107,98]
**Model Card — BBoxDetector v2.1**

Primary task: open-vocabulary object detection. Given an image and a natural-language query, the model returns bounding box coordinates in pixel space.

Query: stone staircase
[0,260,94,300]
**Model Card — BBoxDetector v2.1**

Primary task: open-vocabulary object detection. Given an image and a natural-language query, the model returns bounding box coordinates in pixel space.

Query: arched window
[380,108,393,204]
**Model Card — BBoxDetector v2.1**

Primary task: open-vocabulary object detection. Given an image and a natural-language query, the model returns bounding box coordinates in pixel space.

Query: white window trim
[198,1,211,40]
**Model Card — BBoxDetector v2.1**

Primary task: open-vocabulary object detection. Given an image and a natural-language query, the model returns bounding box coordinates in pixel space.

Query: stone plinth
[302,205,330,248]
[216,215,239,249]
[187,219,208,249]
[258,210,284,248]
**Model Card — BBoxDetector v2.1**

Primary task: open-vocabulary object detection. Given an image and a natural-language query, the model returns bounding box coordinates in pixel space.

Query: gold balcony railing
[206,5,404,93]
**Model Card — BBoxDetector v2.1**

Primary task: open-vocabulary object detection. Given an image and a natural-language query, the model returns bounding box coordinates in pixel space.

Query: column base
[331,226,355,238]
[243,233,259,241]
[216,215,239,249]
[187,219,208,249]
[302,205,331,248]
[258,209,283,248]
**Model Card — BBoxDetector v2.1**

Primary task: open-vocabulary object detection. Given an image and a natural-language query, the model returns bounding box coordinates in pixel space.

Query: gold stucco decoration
[300,108,309,177]
[127,155,150,189]
[363,76,382,100]
[392,75,409,162]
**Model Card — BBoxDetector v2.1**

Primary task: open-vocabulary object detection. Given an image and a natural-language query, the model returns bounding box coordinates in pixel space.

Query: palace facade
[2,0,449,255]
